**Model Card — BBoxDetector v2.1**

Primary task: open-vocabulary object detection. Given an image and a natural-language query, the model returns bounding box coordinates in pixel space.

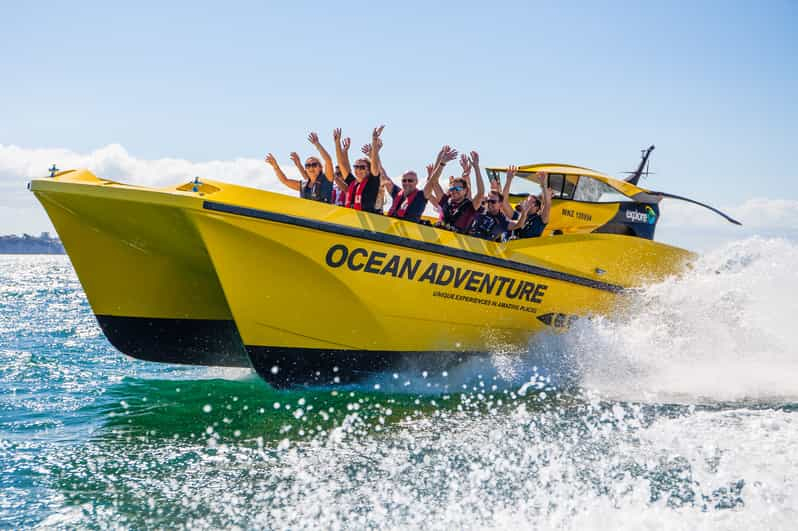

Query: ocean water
[1,237,797,529]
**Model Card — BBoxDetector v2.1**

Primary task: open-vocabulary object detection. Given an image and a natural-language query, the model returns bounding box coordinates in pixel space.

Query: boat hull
[189,198,692,387]
[31,171,249,367]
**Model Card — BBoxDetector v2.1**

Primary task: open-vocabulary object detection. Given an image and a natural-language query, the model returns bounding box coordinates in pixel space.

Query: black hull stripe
[96,315,250,367]
[202,200,624,293]
[246,345,490,389]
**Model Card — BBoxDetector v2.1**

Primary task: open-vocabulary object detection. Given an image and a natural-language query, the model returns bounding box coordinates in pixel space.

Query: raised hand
[289,152,301,166]
[333,128,342,143]
[426,164,435,179]
[469,151,480,167]
[342,137,351,152]
[439,145,458,164]
[536,170,548,186]
[521,197,533,212]
[372,124,385,142]
[507,164,518,179]
[264,153,279,168]
[308,132,321,146]
[361,143,372,156]
[459,153,471,175]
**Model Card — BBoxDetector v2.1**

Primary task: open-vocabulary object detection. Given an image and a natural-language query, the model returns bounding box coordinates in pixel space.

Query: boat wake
[566,236,798,403]
[362,237,798,402]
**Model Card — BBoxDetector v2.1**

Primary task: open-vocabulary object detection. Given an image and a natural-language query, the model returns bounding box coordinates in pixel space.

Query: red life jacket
[345,176,370,210]
[388,189,420,218]
[441,195,476,232]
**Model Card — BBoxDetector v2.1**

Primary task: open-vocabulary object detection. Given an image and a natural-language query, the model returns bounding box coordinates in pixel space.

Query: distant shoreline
[0,233,65,254]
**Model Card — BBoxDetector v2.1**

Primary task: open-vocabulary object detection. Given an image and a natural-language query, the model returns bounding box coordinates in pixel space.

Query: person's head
[485,191,504,215]
[304,156,322,179]
[353,158,370,181]
[447,177,468,202]
[334,165,342,179]
[527,194,542,214]
[400,171,418,194]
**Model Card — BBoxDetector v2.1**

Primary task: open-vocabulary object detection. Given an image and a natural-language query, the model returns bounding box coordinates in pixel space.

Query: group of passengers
[264,126,552,242]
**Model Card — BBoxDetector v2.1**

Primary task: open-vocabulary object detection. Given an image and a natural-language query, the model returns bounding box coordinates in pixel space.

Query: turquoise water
[2,239,797,529]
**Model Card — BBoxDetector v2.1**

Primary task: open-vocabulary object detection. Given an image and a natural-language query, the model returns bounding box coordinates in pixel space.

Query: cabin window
[573,176,629,203]
[490,170,577,200]
[545,174,576,199]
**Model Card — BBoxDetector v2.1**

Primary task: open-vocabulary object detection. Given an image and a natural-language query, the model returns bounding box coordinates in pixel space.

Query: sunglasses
[486,199,499,204]
[353,164,368,170]
[402,179,416,183]
[304,162,320,168]
[448,186,465,192]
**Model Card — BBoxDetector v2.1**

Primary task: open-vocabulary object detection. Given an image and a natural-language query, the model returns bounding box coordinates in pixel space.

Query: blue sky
[1,1,796,240]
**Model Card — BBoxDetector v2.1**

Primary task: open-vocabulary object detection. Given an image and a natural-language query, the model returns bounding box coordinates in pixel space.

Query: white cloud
[0,143,298,193]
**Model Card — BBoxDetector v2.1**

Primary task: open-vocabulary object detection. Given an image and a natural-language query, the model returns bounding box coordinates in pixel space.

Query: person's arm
[430,150,447,199]
[507,199,532,230]
[308,132,334,180]
[265,153,301,192]
[381,169,396,194]
[500,165,517,217]
[290,151,310,181]
[424,163,444,200]
[333,128,352,178]
[361,142,392,191]
[370,125,385,177]
[538,171,552,224]
[424,145,457,205]
[332,129,351,192]
[459,154,472,199]
[469,150,485,209]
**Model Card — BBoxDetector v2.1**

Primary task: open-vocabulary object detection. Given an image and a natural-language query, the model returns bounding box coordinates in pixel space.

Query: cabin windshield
[572,175,630,203]
[486,169,634,203]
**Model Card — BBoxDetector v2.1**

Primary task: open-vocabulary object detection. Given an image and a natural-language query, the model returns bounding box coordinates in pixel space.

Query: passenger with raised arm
[379,158,429,224]
[264,144,333,204]
[513,171,552,238]
[425,149,484,233]
[469,189,533,242]
[496,165,520,218]
[333,126,382,213]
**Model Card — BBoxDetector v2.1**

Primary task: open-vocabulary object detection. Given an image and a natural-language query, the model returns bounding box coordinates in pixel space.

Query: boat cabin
[485,164,662,240]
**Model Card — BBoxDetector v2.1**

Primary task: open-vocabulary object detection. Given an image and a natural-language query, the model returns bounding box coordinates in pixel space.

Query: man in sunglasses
[264,131,335,204]
[424,148,484,233]
[469,190,533,242]
[332,126,382,213]
[380,168,428,223]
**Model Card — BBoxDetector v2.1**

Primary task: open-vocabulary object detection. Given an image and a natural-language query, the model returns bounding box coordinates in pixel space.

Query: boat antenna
[624,145,655,186]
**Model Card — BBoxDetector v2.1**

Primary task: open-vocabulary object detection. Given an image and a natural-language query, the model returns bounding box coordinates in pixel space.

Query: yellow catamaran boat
[30,147,740,387]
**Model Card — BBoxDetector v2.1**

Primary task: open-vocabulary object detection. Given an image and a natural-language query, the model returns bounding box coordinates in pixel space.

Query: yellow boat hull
[31,171,248,367]
[188,193,692,387]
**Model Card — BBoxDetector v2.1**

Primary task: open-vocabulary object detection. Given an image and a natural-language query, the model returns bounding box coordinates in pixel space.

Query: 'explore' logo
[625,207,657,225]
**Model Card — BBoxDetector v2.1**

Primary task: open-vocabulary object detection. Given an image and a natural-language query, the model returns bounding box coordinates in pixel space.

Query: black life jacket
[514,213,546,239]
[469,212,509,241]
[300,173,332,203]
